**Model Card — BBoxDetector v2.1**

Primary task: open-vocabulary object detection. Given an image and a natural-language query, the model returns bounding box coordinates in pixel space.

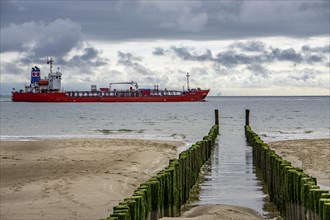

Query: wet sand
[160,204,262,220]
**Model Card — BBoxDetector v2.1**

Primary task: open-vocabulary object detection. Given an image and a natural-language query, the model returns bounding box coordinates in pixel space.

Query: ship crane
[109,81,138,90]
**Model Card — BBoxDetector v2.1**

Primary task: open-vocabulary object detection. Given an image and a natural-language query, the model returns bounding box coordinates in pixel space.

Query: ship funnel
[31,66,40,84]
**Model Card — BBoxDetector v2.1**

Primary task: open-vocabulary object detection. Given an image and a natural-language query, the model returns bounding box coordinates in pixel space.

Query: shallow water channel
[189,123,281,219]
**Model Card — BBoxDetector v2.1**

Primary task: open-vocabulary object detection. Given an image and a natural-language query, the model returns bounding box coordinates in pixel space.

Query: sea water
[1,96,329,217]
[1,96,329,142]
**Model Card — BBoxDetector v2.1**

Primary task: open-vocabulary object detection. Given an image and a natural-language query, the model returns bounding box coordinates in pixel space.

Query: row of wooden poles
[245,109,330,220]
[105,110,220,220]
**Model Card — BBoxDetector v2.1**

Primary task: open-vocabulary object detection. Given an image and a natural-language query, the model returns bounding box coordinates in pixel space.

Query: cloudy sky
[1,0,329,96]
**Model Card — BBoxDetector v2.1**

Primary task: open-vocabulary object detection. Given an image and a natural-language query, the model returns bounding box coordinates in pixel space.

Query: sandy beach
[268,138,330,189]
[1,138,328,219]
[0,138,182,219]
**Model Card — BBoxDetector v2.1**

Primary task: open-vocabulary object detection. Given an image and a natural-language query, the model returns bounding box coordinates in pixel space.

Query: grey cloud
[212,63,231,75]
[172,12,207,32]
[5,45,108,78]
[1,18,108,78]
[268,48,303,63]
[246,64,270,79]
[301,45,330,53]
[268,68,328,89]
[0,21,41,52]
[215,50,256,67]
[1,19,82,55]
[288,71,316,82]
[152,47,165,56]
[67,47,108,68]
[170,46,212,61]
[301,45,312,52]
[191,67,209,76]
[209,1,245,21]
[229,40,266,52]
[158,44,326,68]
[305,54,324,63]
[117,51,142,67]
[80,47,98,60]
[117,51,153,77]
[16,50,108,74]
[167,46,261,67]
[0,61,25,75]
[1,1,328,41]
[140,1,207,32]
[267,48,325,64]
[33,20,82,57]
[298,1,329,13]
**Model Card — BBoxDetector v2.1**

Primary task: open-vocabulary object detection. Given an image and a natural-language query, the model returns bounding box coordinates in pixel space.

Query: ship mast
[186,72,190,91]
[47,57,53,74]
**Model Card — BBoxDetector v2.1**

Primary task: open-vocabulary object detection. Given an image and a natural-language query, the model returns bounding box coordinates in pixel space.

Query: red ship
[12,58,209,102]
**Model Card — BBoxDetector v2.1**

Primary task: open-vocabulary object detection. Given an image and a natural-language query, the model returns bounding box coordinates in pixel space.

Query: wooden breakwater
[106,110,219,220]
[245,109,330,220]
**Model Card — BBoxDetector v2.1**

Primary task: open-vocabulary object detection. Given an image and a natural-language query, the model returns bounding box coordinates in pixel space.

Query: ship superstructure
[23,57,62,93]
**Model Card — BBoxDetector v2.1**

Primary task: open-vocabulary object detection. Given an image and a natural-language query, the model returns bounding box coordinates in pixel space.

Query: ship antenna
[186,72,190,91]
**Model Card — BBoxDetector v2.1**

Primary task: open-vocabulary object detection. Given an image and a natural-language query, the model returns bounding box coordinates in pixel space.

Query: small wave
[95,129,114,134]
[170,133,187,139]
[0,133,187,143]
[278,131,299,134]
[118,129,134,132]
[260,131,329,143]
[95,129,146,135]
[142,121,155,125]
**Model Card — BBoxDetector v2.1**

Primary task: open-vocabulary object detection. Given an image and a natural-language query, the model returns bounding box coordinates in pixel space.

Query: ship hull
[12,90,209,102]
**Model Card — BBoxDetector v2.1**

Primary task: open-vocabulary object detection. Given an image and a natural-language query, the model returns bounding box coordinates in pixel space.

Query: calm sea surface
[1,96,329,217]
[1,96,329,143]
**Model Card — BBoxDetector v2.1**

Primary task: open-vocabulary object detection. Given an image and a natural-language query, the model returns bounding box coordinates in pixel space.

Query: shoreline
[0,135,189,142]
